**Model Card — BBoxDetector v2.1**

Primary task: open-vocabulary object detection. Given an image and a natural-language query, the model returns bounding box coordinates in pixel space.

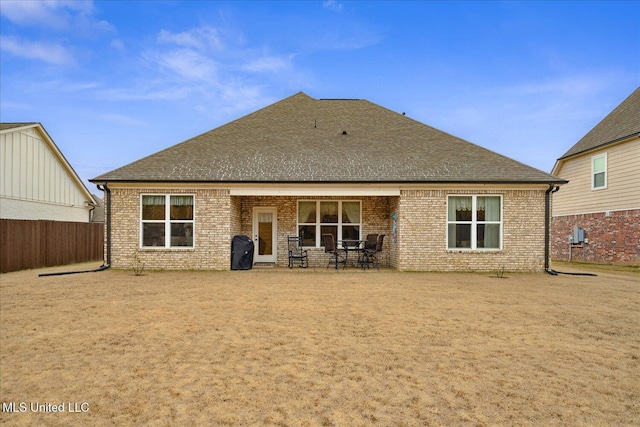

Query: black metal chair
[358,234,378,268]
[287,236,308,268]
[323,234,346,270]
[361,234,385,270]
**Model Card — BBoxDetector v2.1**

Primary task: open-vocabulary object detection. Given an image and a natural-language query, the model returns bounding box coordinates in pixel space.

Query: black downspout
[544,184,597,277]
[99,182,112,267]
[545,184,560,275]
[38,183,112,277]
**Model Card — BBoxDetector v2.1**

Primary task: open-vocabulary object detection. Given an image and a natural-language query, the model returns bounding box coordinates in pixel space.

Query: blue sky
[1,1,638,191]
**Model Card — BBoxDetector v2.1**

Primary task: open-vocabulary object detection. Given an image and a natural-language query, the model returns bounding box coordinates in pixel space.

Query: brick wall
[239,196,392,268]
[107,188,548,271]
[230,196,242,237]
[109,188,233,270]
[388,197,401,269]
[551,209,640,265]
[396,189,546,272]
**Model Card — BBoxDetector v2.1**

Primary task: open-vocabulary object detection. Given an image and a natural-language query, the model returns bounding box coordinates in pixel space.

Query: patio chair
[361,234,385,270]
[323,234,346,270]
[287,236,308,268]
[358,234,378,267]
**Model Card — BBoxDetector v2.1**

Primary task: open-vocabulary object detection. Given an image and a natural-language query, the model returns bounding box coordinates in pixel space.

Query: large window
[141,195,194,248]
[592,153,607,190]
[298,200,361,247]
[447,195,501,250]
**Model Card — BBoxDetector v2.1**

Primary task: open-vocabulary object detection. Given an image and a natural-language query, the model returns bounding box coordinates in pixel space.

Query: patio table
[339,239,364,268]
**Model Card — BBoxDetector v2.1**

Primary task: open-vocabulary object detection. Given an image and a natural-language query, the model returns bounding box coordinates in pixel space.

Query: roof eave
[89,178,568,186]
[558,132,640,161]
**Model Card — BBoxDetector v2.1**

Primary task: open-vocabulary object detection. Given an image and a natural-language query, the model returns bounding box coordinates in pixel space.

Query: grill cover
[231,235,254,270]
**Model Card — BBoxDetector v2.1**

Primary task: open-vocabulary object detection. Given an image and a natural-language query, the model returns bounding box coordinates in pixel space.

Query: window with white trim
[447,195,502,250]
[297,200,361,247]
[592,153,607,190]
[141,195,194,248]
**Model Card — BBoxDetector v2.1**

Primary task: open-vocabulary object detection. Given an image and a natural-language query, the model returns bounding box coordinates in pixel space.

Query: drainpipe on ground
[544,184,597,277]
[38,182,112,277]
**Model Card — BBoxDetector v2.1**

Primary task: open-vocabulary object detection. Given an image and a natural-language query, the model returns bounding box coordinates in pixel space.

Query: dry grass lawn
[1,263,638,426]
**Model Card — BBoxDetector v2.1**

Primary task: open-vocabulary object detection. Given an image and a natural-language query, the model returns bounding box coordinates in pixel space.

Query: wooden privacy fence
[1,219,104,273]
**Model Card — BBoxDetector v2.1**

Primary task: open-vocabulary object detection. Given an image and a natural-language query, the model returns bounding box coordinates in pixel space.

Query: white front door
[253,207,277,263]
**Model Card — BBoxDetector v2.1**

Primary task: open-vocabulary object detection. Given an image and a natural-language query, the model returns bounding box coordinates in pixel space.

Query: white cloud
[0,0,114,66]
[110,39,126,52]
[98,84,195,102]
[146,26,297,83]
[144,27,228,83]
[146,48,218,82]
[1,0,73,29]
[97,24,309,122]
[323,1,343,13]
[242,55,292,73]
[0,35,75,65]
[494,74,616,98]
[157,27,223,51]
[0,0,110,32]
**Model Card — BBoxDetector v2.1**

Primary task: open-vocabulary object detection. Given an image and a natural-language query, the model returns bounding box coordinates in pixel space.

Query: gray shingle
[92,92,562,184]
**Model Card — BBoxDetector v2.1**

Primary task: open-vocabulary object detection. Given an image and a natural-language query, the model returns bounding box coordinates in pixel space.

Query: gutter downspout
[545,184,560,275]
[98,182,112,267]
[544,184,597,277]
[38,182,112,277]
[88,202,96,223]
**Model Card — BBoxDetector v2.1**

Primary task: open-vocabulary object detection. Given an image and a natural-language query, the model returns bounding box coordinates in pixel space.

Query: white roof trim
[230,187,401,196]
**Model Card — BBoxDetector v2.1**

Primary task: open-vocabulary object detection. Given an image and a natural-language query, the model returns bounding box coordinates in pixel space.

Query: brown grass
[1,263,638,426]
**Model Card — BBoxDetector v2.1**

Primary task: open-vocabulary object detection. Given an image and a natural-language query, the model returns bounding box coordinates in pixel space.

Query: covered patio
[230,191,399,269]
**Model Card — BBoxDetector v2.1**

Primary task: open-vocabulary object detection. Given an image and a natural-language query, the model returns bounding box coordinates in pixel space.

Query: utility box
[570,226,585,244]
[569,226,586,262]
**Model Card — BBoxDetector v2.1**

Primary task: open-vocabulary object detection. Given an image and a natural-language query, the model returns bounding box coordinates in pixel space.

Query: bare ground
[0,263,638,426]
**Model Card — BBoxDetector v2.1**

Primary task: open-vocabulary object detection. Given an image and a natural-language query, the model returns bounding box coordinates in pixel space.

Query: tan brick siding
[388,197,401,269]
[107,188,546,271]
[230,196,242,237]
[239,196,392,268]
[109,188,233,270]
[396,189,546,272]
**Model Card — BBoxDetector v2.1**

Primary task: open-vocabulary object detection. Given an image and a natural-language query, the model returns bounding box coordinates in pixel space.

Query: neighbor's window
[297,200,361,247]
[141,195,194,248]
[592,153,607,190]
[447,195,501,250]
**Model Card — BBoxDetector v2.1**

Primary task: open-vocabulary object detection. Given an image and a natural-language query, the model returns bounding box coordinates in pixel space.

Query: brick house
[551,88,640,265]
[90,93,565,271]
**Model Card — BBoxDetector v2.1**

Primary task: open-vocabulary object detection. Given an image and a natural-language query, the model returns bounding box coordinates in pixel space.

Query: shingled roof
[92,92,561,184]
[558,87,640,160]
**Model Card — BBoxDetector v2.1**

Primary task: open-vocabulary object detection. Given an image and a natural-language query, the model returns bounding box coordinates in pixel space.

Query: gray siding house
[91,92,564,271]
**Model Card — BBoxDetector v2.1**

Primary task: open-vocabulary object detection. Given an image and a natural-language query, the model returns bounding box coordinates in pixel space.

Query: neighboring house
[0,123,102,273]
[90,194,105,223]
[90,92,564,271]
[0,122,97,221]
[551,88,640,265]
